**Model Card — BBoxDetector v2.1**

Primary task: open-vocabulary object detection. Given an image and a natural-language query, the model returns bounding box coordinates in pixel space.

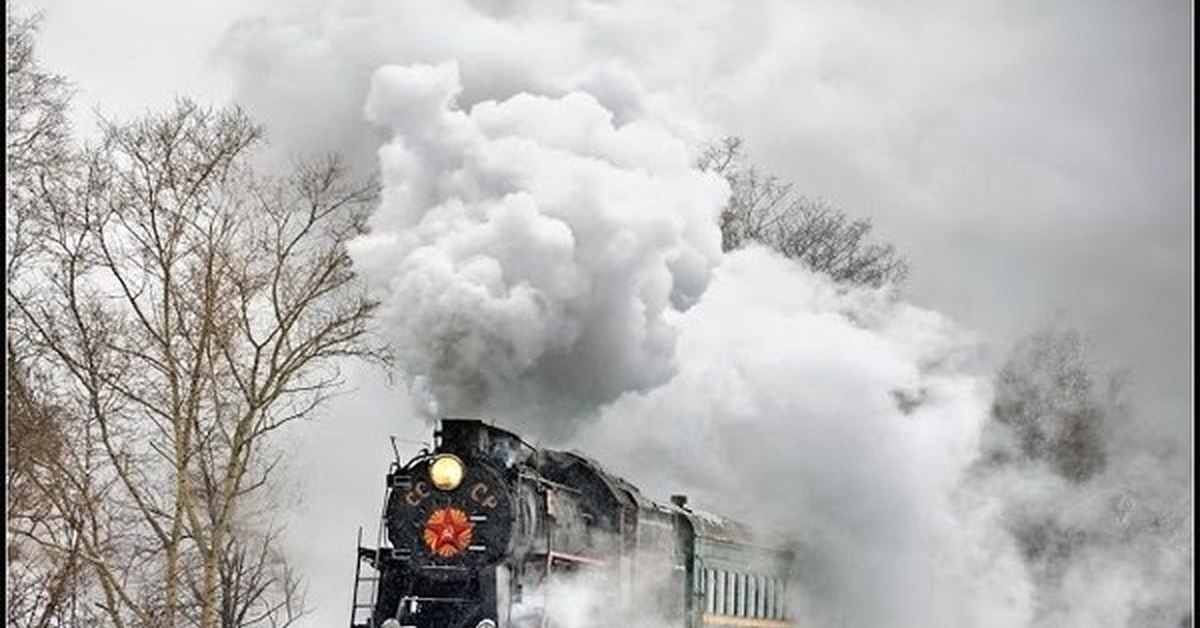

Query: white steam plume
[350,61,725,434]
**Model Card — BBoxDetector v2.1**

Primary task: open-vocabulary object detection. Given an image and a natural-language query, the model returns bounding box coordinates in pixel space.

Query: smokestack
[670,494,688,509]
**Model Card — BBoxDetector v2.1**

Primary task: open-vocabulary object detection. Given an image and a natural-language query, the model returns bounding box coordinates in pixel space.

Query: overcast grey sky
[26,0,1191,430]
[20,1,1192,625]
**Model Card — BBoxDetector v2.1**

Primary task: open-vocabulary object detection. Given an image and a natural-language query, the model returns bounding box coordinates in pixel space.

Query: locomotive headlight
[429,454,466,491]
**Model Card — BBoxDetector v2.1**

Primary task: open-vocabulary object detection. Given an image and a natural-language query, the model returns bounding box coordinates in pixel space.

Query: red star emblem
[423,507,474,557]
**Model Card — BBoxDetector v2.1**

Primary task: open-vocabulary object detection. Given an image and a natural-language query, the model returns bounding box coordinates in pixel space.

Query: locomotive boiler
[349,419,795,628]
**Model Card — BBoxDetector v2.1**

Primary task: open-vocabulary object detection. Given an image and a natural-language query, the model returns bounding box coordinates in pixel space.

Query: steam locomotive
[349,419,795,628]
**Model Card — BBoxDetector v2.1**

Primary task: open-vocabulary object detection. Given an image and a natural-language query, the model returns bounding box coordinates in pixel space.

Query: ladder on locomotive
[350,466,395,628]
[349,527,380,627]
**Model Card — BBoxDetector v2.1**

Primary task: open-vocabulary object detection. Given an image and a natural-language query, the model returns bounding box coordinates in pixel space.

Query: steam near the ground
[221,2,1191,626]
[511,559,680,628]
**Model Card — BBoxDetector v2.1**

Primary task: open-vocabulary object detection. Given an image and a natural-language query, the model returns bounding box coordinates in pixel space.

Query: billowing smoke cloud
[218,2,1190,627]
[350,61,724,433]
[575,247,1034,627]
[219,0,734,173]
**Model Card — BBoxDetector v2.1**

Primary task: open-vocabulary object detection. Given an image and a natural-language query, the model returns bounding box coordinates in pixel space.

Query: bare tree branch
[698,136,910,289]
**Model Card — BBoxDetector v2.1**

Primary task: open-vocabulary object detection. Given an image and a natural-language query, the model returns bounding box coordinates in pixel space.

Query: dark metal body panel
[351,419,795,628]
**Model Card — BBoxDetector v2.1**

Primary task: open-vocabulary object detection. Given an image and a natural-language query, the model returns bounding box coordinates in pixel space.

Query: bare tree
[6,1,72,278]
[976,327,1193,624]
[698,137,909,288]
[5,2,71,172]
[8,95,383,628]
[986,325,1123,483]
[7,346,102,628]
[6,6,96,627]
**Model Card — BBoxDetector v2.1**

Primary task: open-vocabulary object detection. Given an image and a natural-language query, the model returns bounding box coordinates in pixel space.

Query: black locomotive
[350,419,795,628]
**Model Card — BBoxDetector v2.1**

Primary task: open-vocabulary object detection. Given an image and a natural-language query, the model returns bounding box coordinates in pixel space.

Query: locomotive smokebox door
[387,454,514,579]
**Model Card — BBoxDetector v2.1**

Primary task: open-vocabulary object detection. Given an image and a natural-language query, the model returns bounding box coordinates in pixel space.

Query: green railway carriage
[685,512,795,628]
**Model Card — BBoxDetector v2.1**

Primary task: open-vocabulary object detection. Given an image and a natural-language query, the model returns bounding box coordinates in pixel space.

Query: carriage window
[778,578,787,619]
[731,572,739,616]
[728,572,737,616]
[718,570,728,615]
[748,573,758,619]
[764,577,774,619]
[761,575,769,619]
[744,572,751,617]
[763,578,772,619]
[726,572,732,617]
[713,570,720,615]
[726,571,734,616]
[729,571,739,614]
[738,572,747,617]
[759,574,767,618]
[749,573,756,618]
[744,573,752,617]
[777,578,787,619]
[705,569,716,614]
